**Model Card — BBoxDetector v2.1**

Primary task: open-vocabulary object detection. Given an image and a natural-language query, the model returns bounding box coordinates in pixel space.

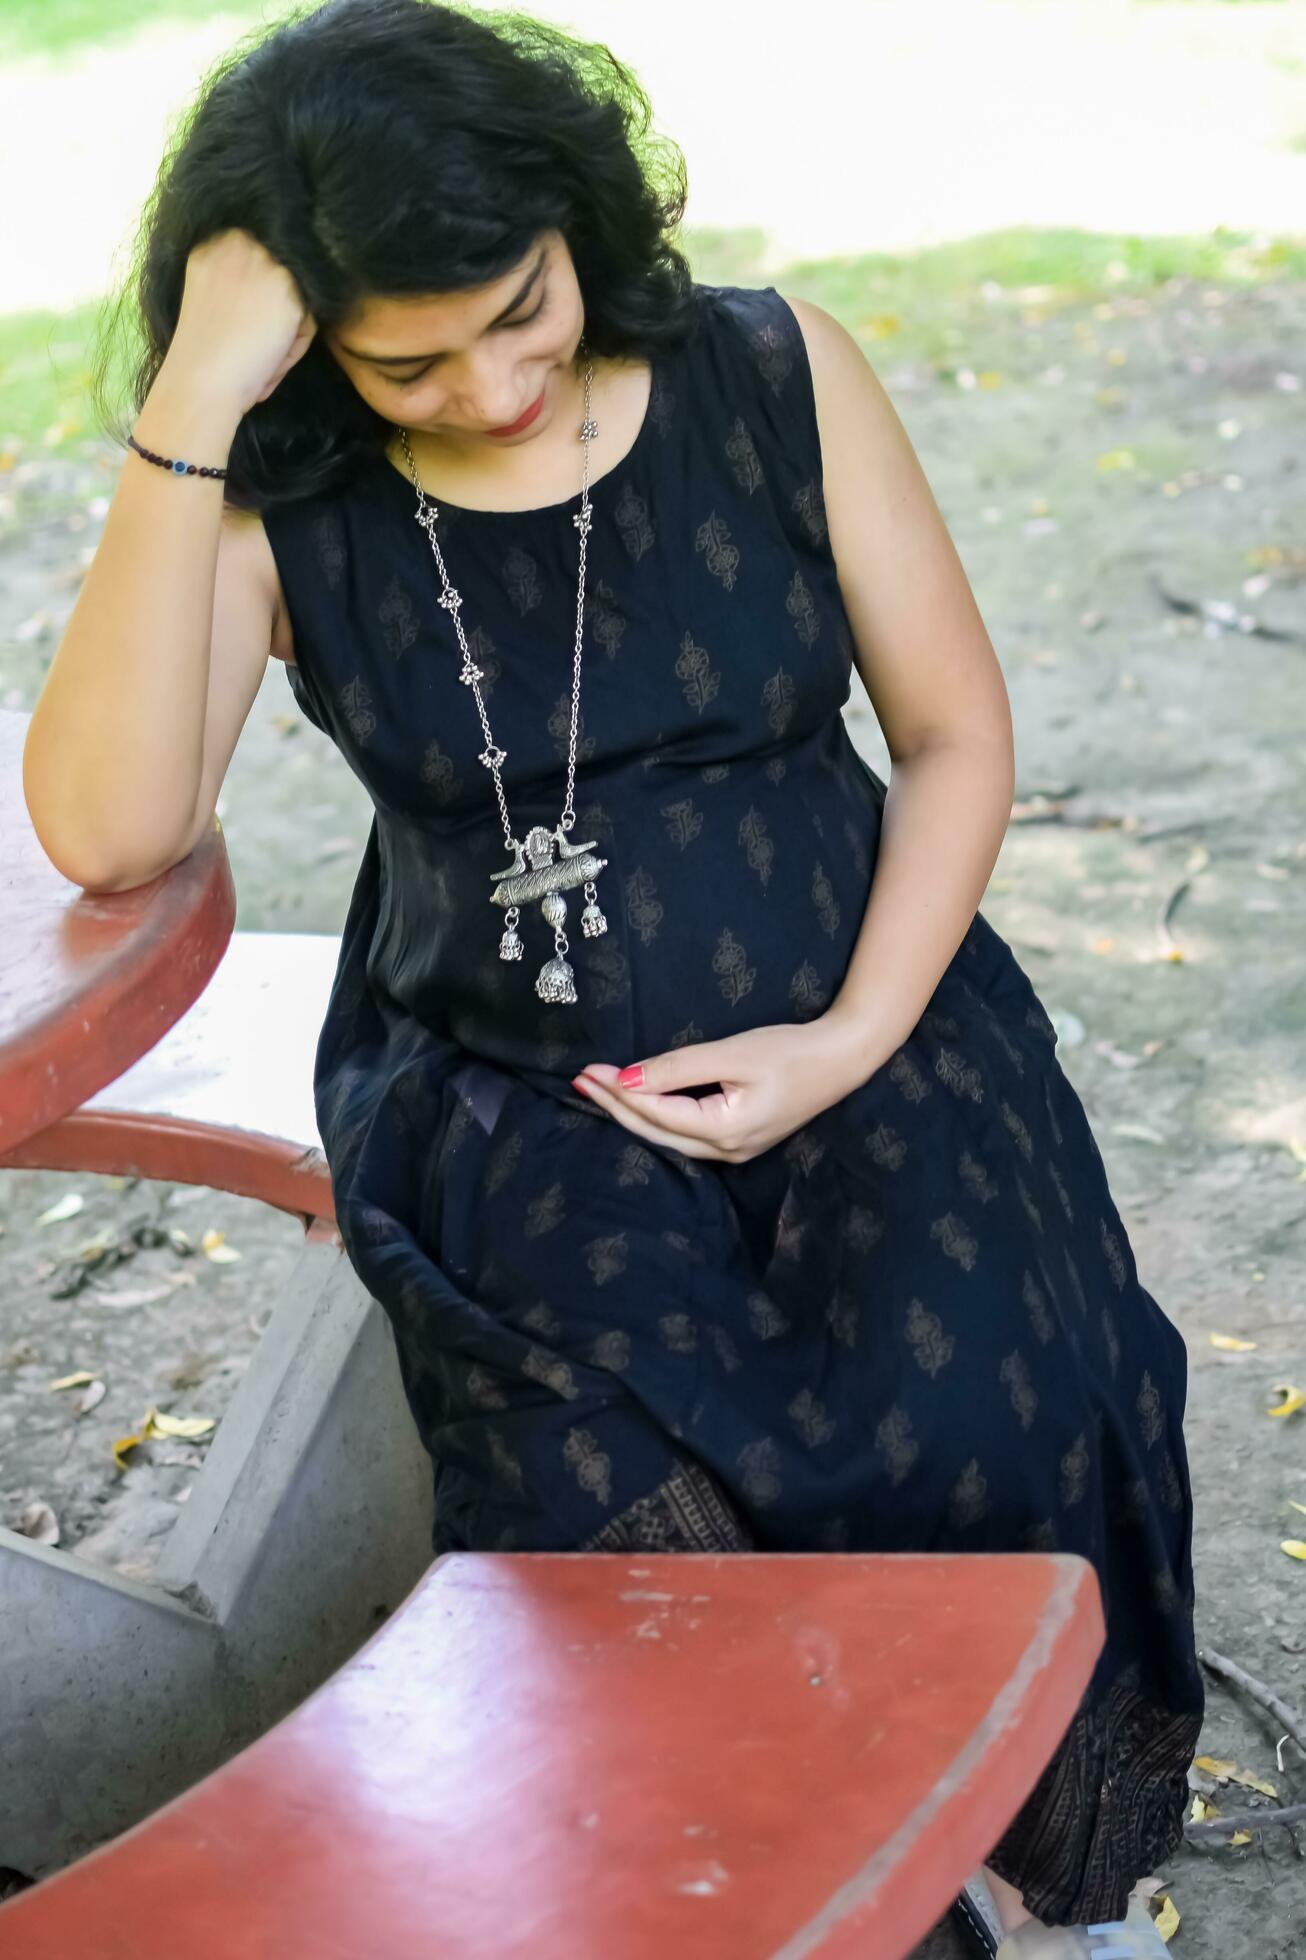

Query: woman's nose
[481,393,534,427]
[462,359,544,428]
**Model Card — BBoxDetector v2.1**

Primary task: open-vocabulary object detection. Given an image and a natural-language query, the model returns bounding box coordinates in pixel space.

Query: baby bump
[613,744,884,1060]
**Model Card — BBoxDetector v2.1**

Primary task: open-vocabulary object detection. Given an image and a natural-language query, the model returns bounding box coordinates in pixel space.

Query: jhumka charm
[491,822,609,1004]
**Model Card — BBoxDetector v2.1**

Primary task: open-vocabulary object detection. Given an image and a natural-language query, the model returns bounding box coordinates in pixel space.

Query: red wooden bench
[0,711,234,1157]
[5,921,341,1229]
[0,1546,1105,1958]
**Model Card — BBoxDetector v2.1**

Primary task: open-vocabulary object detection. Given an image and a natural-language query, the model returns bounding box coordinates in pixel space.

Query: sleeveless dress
[261,281,1203,1928]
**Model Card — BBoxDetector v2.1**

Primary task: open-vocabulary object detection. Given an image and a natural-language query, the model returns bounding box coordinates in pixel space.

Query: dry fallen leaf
[1268,1384,1304,1419]
[1231,1768,1278,1799]
[48,1369,96,1391]
[149,1409,216,1441]
[93,1277,191,1309]
[15,1501,60,1546]
[115,1404,219,1468]
[1210,1333,1258,1352]
[36,1193,85,1226]
[201,1229,242,1265]
[113,1428,147,1469]
[1194,1756,1279,1798]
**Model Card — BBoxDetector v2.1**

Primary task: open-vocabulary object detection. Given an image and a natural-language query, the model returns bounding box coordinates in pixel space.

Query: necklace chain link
[398,341,608,1005]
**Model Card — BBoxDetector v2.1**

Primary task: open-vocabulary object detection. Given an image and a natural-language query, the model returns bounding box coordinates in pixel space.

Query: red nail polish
[617,1064,644,1088]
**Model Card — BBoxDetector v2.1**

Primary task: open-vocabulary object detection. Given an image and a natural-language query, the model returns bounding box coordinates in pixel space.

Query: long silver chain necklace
[398,336,609,1007]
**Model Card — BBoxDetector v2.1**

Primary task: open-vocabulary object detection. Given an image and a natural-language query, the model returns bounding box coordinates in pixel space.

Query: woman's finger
[588,1077,745,1148]
[580,1066,740,1141]
[574,1072,728,1159]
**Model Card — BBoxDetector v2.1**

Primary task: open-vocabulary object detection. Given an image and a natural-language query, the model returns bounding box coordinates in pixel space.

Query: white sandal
[951,1869,1170,1959]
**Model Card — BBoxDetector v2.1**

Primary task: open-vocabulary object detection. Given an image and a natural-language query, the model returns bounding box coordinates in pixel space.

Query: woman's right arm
[23,362,252,891]
[21,229,317,892]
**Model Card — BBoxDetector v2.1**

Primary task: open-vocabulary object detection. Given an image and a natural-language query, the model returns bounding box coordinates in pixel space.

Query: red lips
[485,388,545,437]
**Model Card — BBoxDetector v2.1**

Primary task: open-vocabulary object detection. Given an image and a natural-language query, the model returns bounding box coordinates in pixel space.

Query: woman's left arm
[794,292,1016,1075]
[575,296,1016,1155]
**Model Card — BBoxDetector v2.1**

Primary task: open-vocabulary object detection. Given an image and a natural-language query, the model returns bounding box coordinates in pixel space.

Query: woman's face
[326,229,585,448]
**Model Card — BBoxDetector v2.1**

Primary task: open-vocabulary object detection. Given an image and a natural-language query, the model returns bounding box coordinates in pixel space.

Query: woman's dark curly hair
[89,0,698,513]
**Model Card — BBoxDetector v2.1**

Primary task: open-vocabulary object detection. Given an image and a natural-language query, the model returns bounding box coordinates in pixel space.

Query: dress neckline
[371,346,661,520]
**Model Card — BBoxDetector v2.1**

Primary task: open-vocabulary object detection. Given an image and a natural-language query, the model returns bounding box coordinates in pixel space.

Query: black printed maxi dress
[261,281,1204,1928]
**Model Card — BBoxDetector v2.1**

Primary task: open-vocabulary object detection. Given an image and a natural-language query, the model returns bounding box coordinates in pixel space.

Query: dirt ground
[2,269,1304,1953]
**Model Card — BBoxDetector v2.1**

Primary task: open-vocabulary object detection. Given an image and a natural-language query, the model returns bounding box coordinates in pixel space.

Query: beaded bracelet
[126,432,228,480]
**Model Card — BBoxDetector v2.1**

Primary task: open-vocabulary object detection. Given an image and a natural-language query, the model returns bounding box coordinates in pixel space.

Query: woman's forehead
[334,238,556,357]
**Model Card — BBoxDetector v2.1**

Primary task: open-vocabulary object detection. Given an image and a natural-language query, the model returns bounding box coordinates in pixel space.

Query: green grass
[3,224,1304,467]
[772,226,1306,368]
[0,0,285,65]
[781,225,1306,316]
[0,301,113,457]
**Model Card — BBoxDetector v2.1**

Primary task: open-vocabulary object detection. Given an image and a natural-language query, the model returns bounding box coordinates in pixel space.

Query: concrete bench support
[1,1229,436,1877]
[0,934,437,1879]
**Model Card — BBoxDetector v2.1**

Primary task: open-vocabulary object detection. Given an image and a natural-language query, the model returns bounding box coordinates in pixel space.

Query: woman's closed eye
[394,294,550,388]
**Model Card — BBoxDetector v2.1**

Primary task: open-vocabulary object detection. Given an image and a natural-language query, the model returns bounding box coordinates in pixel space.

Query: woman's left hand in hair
[572,1014,884,1163]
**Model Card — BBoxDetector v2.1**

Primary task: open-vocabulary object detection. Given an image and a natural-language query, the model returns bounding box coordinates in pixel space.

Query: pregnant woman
[31,1,1203,1951]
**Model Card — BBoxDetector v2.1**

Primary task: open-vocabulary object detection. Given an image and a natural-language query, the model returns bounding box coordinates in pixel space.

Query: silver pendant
[491,823,608,1003]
